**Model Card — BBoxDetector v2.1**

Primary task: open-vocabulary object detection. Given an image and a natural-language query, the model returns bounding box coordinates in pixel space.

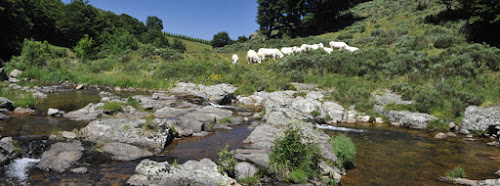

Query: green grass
[100,101,126,113]
[331,134,356,168]
[446,167,466,178]
[311,110,321,117]
[0,87,36,108]
[427,119,450,132]
[217,145,236,174]
[166,36,212,53]
[384,102,417,112]
[289,169,308,184]
[127,97,142,110]
[218,116,232,123]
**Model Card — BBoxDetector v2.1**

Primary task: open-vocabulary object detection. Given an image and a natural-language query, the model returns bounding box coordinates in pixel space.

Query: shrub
[101,101,125,113]
[156,48,183,61]
[172,38,187,53]
[239,174,261,185]
[219,116,232,123]
[290,169,308,184]
[427,119,450,131]
[434,34,455,48]
[12,39,54,69]
[331,134,356,168]
[311,110,321,117]
[337,32,353,40]
[127,97,142,110]
[446,167,466,178]
[217,145,236,175]
[100,28,139,56]
[0,89,36,108]
[74,34,96,62]
[384,102,417,112]
[269,125,321,181]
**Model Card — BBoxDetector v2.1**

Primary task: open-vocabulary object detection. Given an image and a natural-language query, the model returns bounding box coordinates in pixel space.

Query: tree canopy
[212,32,233,48]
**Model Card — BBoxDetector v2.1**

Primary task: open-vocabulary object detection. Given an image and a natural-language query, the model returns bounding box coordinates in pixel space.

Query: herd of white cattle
[232,41,359,65]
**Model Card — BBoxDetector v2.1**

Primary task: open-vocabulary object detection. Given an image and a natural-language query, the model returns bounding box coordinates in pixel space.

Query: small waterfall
[209,102,237,109]
[316,124,366,133]
[5,158,40,184]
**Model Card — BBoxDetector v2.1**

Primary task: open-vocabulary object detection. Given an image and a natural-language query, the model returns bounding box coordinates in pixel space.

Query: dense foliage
[212,32,233,48]
[331,135,356,168]
[269,125,321,183]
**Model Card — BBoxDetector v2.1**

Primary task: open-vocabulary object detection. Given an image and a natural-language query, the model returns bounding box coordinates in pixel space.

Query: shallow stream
[1,88,499,185]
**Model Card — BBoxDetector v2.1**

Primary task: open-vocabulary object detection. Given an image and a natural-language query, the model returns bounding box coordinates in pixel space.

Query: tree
[146,16,163,31]
[172,38,187,53]
[74,34,95,61]
[141,30,169,48]
[212,32,232,48]
[101,28,139,56]
[56,0,100,47]
[237,35,249,43]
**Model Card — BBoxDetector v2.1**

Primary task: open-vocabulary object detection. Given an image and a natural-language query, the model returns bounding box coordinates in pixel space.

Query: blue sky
[62,0,260,40]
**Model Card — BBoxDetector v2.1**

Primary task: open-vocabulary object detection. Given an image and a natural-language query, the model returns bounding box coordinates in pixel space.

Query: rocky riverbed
[0,82,499,185]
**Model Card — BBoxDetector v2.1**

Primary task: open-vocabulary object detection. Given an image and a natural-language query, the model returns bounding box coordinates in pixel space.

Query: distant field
[166,36,213,53]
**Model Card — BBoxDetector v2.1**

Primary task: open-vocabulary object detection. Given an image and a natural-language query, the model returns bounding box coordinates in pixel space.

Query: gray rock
[0,97,14,111]
[462,106,500,131]
[129,158,237,186]
[306,91,324,101]
[99,91,113,97]
[387,110,437,129]
[291,82,318,90]
[32,91,47,99]
[0,113,8,120]
[460,129,470,135]
[192,131,211,137]
[153,107,191,119]
[61,131,77,139]
[132,95,177,110]
[64,103,104,121]
[37,141,84,172]
[127,174,151,186]
[81,119,173,152]
[170,83,237,104]
[0,137,18,165]
[234,149,270,168]
[434,133,447,139]
[13,107,36,115]
[70,167,88,174]
[9,69,22,78]
[449,122,456,129]
[495,169,500,177]
[357,115,371,123]
[75,84,85,90]
[446,132,457,137]
[102,142,153,161]
[47,108,62,116]
[235,162,258,179]
[322,102,345,122]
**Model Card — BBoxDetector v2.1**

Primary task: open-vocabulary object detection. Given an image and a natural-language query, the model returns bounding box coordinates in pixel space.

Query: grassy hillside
[166,36,213,53]
[5,0,500,128]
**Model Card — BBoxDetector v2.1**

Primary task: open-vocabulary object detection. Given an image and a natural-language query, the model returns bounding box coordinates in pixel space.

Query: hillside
[166,36,213,53]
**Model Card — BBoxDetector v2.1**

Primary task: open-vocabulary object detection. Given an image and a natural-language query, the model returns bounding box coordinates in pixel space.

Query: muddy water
[321,123,500,186]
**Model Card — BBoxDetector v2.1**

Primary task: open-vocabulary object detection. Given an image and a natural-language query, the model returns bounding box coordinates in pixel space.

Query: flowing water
[320,123,500,186]
[1,88,499,185]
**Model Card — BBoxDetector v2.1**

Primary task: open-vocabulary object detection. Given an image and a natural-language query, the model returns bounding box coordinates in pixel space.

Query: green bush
[0,88,36,108]
[100,28,139,56]
[427,119,450,131]
[384,102,417,112]
[101,101,125,113]
[290,169,308,184]
[446,167,466,178]
[219,116,232,123]
[433,34,455,48]
[332,134,356,168]
[12,39,54,69]
[156,48,183,61]
[337,32,353,40]
[74,34,96,62]
[269,125,320,181]
[217,145,236,175]
[311,110,321,117]
[172,38,187,53]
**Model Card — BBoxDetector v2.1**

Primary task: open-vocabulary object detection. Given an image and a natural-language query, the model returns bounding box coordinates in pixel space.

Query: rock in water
[0,68,9,81]
[37,141,84,172]
[434,133,447,139]
[0,97,14,111]
[462,106,500,131]
[102,142,153,161]
[0,137,19,165]
[128,158,237,185]
[64,103,104,121]
[75,84,85,90]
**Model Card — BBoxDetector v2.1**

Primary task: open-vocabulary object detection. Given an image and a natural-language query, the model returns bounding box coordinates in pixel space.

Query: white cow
[323,47,334,54]
[301,43,324,51]
[246,50,261,64]
[257,48,284,60]
[329,41,348,50]
[281,47,297,56]
[294,46,305,53]
[344,46,359,52]
[232,54,239,65]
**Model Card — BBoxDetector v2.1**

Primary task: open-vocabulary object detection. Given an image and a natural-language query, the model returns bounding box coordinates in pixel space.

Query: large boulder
[462,106,500,131]
[80,118,173,152]
[128,158,238,186]
[169,83,237,104]
[102,142,153,161]
[235,162,258,179]
[132,94,177,110]
[0,137,19,165]
[37,141,84,172]
[387,110,437,129]
[64,103,104,121]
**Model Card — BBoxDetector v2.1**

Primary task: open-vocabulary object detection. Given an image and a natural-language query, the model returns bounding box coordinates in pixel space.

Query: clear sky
[62,0,260,40]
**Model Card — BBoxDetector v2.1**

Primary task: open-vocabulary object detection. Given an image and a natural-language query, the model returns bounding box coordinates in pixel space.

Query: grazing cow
[301,43,324,51]
[344,46,359,52]
[323,47,334,54]
[232,54,239,65]
[281,47,297,56]
[246,50,261,64]
[257,48,284,60]
[329,41,348,50]
[294,46,305,53]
